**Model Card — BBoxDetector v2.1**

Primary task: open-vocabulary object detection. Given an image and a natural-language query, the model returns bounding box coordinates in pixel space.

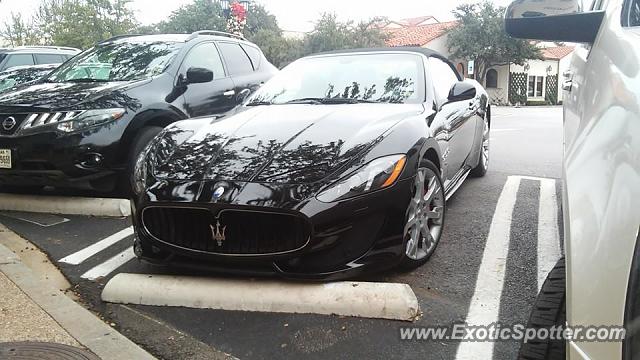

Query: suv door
[563,0,640,358]
[0,54,35,71]
[34,53,65,65]
[217,42,264,97]
[179,42,237,118]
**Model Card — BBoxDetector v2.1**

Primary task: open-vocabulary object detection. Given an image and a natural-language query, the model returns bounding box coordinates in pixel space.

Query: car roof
[99,32,257,47]
[0,46,80,54]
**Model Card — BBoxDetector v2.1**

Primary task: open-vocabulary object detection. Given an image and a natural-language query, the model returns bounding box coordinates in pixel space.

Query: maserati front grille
[141,207,311,255]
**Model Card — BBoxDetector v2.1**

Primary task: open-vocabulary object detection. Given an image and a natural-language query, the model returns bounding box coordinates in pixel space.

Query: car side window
[4,54,35,69]
[624,0,640,27]
[218,42,254,76]
[428,57,460,103]
[182,42,225,79]
[35,54,64,64]
[241,45,262,70]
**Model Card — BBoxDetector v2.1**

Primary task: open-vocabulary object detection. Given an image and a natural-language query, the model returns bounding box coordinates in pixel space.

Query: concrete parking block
[0,193,130,217]
[102,273,421,321]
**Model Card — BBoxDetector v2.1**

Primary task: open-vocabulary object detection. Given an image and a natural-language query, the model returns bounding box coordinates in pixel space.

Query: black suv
[0,31,277,193]
[0,46,80,72]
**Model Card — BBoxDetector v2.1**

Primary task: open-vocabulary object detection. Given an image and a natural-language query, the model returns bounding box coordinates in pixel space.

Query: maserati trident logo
[212,186,226,201]
[210,219,227,247]
[2,117,16,131]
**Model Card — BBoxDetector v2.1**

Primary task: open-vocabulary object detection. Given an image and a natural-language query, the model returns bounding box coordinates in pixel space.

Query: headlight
[133,143,152,195]
[316,155,407,203]
[57,108,125,132]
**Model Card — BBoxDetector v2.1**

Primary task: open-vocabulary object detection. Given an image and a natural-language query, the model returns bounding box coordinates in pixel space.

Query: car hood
[0,80,146,111]
[152,103,423,184]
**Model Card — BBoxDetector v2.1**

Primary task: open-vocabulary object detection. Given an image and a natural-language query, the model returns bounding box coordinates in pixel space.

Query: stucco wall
[511,59,559,102]
[485,65,510,105]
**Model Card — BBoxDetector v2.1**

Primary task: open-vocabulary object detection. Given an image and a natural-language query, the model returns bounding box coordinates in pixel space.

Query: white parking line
[80,247,135,281]
[59,227,134,265]
[536,179,562,291]
[455,176,521,360]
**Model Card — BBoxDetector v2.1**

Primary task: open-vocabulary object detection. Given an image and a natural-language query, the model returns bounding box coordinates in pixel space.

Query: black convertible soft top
[313,47,445,60]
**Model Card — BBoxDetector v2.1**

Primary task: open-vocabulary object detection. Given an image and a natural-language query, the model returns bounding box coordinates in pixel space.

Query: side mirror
[505,0,605,43]
[448,82,476,103]
[186,67,213,84]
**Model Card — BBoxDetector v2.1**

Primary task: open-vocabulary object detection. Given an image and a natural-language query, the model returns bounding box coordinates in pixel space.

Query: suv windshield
[247,53,425,105]
[46,41,183,83]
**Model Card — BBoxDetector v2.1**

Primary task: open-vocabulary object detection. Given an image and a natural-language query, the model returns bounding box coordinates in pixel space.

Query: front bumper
[0,126,125,191]
[132,177,414,280]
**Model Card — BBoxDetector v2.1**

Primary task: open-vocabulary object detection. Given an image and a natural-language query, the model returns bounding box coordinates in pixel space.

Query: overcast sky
[0,0,514,32]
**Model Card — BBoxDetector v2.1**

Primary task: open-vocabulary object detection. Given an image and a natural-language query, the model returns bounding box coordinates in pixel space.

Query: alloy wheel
[481,116,490,170]
[404,167,445,260]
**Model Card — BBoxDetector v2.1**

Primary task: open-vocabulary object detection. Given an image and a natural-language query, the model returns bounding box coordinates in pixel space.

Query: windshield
[247,53,425,105]
[46,41,183,83]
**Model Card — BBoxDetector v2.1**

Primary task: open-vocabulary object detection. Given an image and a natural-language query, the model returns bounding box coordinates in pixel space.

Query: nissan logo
[2,116,16,131]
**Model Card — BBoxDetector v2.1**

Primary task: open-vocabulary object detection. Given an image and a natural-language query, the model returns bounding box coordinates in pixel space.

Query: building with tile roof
[384,18,575,105]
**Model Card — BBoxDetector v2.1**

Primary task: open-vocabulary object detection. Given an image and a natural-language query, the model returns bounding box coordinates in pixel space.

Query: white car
[506,0,640,359]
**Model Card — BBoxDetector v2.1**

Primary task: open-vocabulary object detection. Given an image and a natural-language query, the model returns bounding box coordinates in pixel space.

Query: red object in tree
[230,2,247,23]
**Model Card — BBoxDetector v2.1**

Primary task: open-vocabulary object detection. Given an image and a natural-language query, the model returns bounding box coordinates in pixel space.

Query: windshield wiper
[246,100,273,106]
[66,78,110,83]
[285,97,379,105]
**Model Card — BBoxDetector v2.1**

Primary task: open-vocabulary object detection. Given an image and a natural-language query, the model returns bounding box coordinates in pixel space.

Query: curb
[0,194,130,217]
[0,243,155,360]
[102,273,421,321]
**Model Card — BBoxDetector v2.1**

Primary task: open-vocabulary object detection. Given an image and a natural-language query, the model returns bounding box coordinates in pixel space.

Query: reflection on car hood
[153,103,423,184]
[0,80,145,110]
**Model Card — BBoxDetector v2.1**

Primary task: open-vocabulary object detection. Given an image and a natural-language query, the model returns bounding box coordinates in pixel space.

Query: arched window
[486,69,498,88]
[457,63,465,77]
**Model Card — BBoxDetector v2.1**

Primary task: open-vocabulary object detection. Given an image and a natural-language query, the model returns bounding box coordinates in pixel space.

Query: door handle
[562,70,573,92]
[223,90,236,97]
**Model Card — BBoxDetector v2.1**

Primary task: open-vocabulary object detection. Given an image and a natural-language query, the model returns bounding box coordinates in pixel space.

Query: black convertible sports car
[131,48,490,280]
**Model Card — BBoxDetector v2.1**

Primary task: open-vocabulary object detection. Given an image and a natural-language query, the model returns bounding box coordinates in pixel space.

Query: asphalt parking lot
[0,106,564,360]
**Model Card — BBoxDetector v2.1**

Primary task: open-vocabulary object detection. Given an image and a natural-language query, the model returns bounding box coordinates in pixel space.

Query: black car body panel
[0,64,60,94]
[132,48,489,279]
[0,33,277,192]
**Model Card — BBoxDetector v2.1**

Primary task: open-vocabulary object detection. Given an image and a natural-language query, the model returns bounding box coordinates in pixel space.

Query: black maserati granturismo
[131,48,490,280]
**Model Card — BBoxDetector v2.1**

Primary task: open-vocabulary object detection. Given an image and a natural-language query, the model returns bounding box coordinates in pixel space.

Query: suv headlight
[18,108,126,134]
[56,108,125,133]
[316,155,407,203]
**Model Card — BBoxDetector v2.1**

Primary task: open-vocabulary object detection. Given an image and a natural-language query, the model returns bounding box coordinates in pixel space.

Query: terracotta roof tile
[385,21,458,47]
[541,46,575,60]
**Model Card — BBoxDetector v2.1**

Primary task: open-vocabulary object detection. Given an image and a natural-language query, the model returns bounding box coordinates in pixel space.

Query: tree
[446,1,542,84]
[0,13,40,46]
[249,29,303,68]
[156,0,226,34]
[303,13,388,54]
[0,0,138,49]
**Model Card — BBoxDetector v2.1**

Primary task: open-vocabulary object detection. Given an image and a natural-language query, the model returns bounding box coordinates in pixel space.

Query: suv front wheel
[120,126,163,196]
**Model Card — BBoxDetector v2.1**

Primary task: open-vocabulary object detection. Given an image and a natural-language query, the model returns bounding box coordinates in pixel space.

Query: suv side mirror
[505,0,605,43]
[448,82,476,103]
[186,67,213,84]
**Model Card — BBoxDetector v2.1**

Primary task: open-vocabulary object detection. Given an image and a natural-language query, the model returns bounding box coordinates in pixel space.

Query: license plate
[0,149,11,169]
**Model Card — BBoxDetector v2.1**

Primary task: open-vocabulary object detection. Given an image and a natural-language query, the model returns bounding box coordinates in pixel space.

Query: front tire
[400,160,446,269]
[119,126,164,196]
[518,258,566,360]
